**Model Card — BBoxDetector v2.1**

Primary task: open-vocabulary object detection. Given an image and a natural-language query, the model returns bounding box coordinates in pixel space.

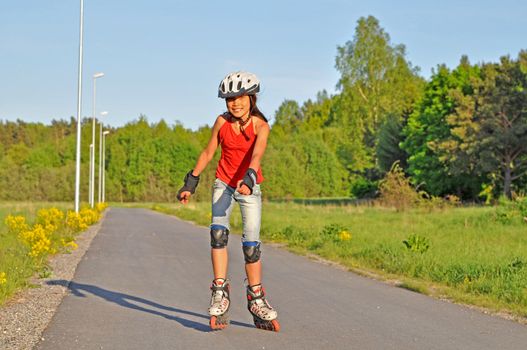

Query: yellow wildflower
[66,211,88,231]
[79,208,100,226]
[339,230,352,241]
[95,202,108,212]
[37,207,64,230]
[19,224,52,258]
[5,215,28,234]
[0,272,7,284]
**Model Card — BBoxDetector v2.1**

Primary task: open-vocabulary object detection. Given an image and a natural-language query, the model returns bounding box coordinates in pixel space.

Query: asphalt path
[37,208,527,350]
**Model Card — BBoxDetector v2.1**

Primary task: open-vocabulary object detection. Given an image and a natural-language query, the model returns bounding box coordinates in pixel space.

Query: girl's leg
[209,180,235,329]
[236,185,279,331]
[212,248,228,280]
[235,184,263,284]
[211,179,235,279]
[245,259,261,286]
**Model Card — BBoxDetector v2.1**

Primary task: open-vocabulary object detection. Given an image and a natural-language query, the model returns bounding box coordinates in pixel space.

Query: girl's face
[226,95,251,119]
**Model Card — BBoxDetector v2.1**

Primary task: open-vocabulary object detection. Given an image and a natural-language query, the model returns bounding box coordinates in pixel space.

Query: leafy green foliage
[334,15,423,176]
[402,58,483,198]
[474,52,527,198]
[321,223,347,238]
[335,16,423,132]
[350,177,378,198]
[403,234,430,253]
[376,114,408,173]
[494,195,527,224]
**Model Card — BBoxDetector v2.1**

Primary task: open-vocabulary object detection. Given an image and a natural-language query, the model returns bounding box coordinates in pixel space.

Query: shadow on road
[47,279,254,332]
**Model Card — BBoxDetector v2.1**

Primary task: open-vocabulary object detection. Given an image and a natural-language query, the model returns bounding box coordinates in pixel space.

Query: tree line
[1,16,526,202]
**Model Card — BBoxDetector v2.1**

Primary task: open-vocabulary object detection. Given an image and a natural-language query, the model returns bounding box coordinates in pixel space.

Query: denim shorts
[211,178,262,243]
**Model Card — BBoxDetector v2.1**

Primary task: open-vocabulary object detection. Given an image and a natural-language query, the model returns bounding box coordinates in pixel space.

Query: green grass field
[148,201,527,319]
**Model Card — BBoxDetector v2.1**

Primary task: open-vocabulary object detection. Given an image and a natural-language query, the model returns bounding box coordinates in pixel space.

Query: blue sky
[1,0,526,130]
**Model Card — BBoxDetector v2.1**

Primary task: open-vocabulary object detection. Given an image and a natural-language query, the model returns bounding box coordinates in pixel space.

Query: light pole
[98,111,108,203]
[102,130,110,203]
[74,0,84,213]
[89,144,94,198]
[90,72,104,208]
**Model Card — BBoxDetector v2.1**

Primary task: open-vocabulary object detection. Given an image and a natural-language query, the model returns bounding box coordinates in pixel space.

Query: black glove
[241,168,257,194]
[177,170,200,201]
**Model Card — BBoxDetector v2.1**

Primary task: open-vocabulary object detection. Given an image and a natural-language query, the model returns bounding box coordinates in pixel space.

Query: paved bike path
[37,208,527,349]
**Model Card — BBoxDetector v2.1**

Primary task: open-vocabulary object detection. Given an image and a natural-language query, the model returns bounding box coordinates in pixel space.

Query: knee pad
[210,225,229,248]
[242,241,261,263]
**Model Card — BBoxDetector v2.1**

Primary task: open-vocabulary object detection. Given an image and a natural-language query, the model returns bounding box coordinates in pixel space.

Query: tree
[475,52,527,198]
[300,91,334,131]
[376,114,408,173]
[335,16,423,133]
[402,58,483,198]
[272,100,303,136]
[333,15,423,182]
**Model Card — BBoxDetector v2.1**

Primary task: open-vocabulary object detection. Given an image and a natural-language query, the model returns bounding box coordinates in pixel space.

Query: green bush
[402,234,430,253]
[378,162,422,210]
[350,177,378,198]
[495,196,527,224]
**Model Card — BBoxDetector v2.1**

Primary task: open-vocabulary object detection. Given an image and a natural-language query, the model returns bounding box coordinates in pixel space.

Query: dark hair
[249,95,268,123]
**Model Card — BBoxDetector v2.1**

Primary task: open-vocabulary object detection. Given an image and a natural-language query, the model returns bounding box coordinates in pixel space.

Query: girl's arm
[237,119,270,194]
[178,116,225,203]
[192,116,225,176]
[248,120,270,172]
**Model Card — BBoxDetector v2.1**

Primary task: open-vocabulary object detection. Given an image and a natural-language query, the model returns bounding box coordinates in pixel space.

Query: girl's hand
[178,191,191,204]
[236,180,251,195]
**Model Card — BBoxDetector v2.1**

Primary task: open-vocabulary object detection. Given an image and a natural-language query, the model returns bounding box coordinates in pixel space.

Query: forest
[1,16,526,203]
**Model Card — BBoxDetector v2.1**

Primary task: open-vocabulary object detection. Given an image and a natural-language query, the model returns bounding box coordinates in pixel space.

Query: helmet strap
[238,114,251,127]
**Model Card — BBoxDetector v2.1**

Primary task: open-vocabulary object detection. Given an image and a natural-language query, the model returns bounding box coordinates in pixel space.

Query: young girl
[177,71,280,332]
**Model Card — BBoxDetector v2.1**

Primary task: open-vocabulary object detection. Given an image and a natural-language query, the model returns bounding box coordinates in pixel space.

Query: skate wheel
[254,318,280,332]
[271,319,280,332]
[210,315,229,330]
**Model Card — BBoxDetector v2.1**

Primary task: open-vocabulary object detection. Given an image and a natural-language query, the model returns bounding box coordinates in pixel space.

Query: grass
[147,201,527,320]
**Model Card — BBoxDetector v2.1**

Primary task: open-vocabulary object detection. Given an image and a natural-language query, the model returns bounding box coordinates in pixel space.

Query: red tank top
[216,116,264,188]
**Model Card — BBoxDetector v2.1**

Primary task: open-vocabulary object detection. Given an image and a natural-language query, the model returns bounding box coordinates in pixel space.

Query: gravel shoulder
[0,209,108,350]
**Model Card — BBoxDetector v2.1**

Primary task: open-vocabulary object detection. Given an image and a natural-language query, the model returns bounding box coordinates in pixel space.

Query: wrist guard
[241,168,258,194]
[177,170,200,200]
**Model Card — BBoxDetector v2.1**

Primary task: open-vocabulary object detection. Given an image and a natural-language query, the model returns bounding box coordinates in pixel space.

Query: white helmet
[218,71,260,98]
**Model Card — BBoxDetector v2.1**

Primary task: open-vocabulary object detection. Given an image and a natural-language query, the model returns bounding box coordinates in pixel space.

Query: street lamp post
[90,72,104,207]
[74,0,84,213]
[89,143,93,205]
[102,130,110,203]
[89,144,94,200]
[98,111,108,203]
